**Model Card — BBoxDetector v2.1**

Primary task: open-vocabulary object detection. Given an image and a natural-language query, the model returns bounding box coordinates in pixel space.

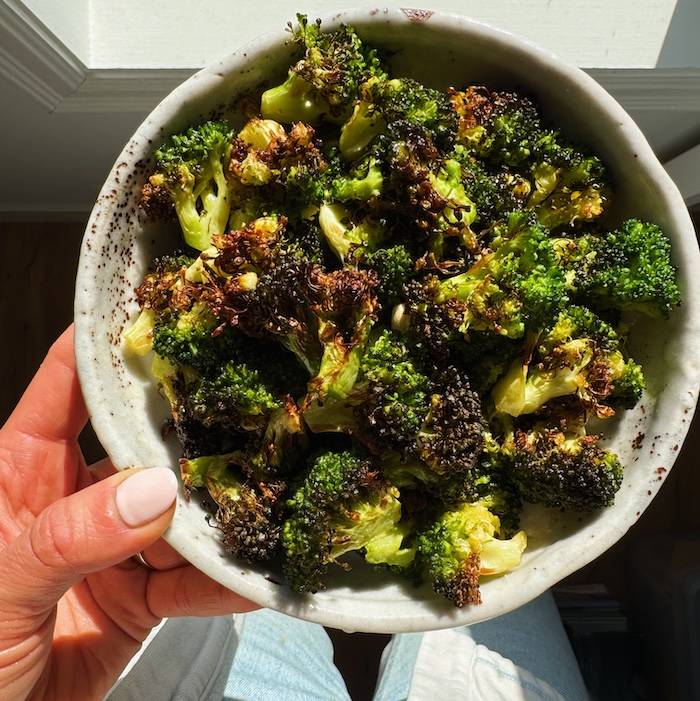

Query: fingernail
[116,468,178,527]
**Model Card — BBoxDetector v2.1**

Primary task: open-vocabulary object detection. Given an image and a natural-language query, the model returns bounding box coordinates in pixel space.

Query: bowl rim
[75,8,700,633]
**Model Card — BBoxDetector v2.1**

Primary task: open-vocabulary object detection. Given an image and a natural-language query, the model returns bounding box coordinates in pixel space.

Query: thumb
[0,467,178,619]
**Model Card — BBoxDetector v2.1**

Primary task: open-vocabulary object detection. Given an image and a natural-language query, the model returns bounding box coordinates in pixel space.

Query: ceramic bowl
[74,8,700,633]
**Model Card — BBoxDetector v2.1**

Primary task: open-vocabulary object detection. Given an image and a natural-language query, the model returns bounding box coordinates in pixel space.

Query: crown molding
[51,67,700,114]
[54,68,196,113]
[1,0,699,115]
[588,68,700,111]
[0,0,86,110]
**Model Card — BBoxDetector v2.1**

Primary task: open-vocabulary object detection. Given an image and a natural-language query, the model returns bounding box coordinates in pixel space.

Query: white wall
[88,0,680,69]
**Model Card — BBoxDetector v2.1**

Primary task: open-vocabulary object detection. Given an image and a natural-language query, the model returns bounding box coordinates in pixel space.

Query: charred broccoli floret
[430,212,566,337]
[180,454,285,561]
[450,87,609,228]
[340,77,457,159]
[143,120,233,250]
[508,425,623,511]
[417,499,527,606]
[557,219,681,318]
[491,306,644,417]
[262,14,386,124]
[282,449,414,592]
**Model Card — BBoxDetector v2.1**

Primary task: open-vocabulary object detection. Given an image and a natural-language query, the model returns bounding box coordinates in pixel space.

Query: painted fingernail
[116,468,178,527]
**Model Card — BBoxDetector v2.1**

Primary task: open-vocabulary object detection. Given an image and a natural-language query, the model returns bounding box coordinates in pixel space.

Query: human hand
[0,327,258,701]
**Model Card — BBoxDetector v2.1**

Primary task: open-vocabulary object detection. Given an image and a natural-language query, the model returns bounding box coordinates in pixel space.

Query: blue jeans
[223,593,588,701]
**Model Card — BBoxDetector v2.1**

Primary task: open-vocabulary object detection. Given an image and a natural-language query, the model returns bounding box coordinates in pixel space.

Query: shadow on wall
[657,0,700,67]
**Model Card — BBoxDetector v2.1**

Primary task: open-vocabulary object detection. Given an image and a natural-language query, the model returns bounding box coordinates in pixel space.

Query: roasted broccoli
[417,499,527,606]
[429,212,567,337]
[262,14,386,124]
[556,219,681,318]
[282,449,414,592]
[143,120,233,250]
[126,16,680,609]
[181,453,285,561]
[507,425,623,511]
[492,306,644,417]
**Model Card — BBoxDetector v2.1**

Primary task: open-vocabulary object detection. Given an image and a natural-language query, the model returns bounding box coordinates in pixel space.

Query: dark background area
[1,215,699,700]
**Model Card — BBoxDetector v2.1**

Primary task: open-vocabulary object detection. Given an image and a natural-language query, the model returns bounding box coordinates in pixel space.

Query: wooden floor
[1,219,699,700]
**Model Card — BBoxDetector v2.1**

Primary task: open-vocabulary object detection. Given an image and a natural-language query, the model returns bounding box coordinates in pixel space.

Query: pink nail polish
[116,468,178,527]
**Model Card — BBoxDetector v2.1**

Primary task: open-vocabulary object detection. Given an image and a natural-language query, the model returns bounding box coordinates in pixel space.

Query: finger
[140,539,188,571]
[0,467,178,631]
[146,565,260,618]
[4,326,88,443]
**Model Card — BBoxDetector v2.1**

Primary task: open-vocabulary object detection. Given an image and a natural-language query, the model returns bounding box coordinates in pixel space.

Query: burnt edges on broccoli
[125,14,680,607]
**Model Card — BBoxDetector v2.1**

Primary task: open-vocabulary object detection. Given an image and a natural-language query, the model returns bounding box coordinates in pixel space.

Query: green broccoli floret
[340,77,457,159]
[330,155,384,201]
[528,158,608,230]
[450,87,609,228]
[186,361,282,431]
[318,203,385,263]
[452,147,528,225]
[151,302,220,373]
[561,220,681,318]
[180,454,285,561]
[417,499,527,606]
[434,212,566,337]
[282,449,414,592]
[364,245,414,308]
[146,120,233,250]
[508,426,623,511]
[123,308,156,356]
[491,306,644,417]
[261,14,386,124]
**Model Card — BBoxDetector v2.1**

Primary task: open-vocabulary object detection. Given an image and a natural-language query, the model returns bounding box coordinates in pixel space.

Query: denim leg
[462,592,588,701]
[371,633,423,701]
[223,609,351,701]
[372,593,587,701]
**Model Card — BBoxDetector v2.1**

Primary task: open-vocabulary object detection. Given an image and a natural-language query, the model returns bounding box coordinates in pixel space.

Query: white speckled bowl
[75,9,700,633]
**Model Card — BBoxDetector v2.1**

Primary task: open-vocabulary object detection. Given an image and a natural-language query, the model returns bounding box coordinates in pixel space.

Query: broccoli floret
[330,155,384,201]
[261,14,386,124]
[152,302,220,373]
[376,130,478,258]
[562,220,681,318]
[528,159,608,230]
[433,212,566,337]
[610,356,645,409]
[452,148,528,226]
[417,500,527,606]
[180,454,284,561]
[318,203,385,263]
[340,77,457,159]
[509,426,623,511]
[134,254,194,313]
[364,245,414,308]
[491,306,644,417]
[450,87,609,228]
[186,361,283,431]
[282,449,413,592]
[355,333,487,475]
[230,120,327,196]
[145,120,233,250]
[123,308,156,356]
[307,267,380,400]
